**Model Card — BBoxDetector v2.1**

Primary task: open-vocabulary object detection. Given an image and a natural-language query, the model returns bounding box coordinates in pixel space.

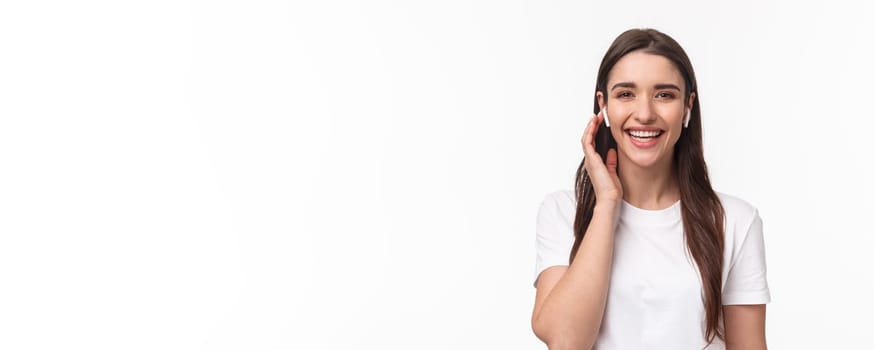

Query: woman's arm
[531,203,618,350]
[530,112,621,349]
[724,304,767,350]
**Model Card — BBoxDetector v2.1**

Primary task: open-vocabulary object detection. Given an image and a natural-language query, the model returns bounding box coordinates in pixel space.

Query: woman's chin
[619,149,666,169]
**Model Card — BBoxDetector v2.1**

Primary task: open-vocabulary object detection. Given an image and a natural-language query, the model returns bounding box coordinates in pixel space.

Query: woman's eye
[656,92,675,99]
[617,92,632,98]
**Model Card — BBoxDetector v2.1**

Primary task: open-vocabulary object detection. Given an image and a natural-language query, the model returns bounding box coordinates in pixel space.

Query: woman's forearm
[533,203,619,349]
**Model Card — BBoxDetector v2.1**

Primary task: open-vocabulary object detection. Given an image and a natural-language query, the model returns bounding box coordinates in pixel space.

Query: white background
[1,0,872,349]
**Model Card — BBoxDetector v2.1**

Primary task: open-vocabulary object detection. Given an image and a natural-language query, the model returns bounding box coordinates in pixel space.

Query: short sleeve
[533,191,575,288]
[722,210,772,305]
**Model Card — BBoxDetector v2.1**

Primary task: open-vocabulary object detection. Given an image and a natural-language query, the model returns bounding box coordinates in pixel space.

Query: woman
[530,28,771,350]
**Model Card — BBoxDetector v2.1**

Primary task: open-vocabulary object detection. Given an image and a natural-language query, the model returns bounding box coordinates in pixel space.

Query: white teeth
[627,130,662,138]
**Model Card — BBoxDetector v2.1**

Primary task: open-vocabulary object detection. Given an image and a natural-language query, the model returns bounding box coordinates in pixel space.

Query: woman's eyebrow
[610,82,636,91]
[653,83,681,91]
[610,82,682,92]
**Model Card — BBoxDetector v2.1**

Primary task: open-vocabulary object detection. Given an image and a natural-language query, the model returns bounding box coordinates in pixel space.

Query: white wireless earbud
[683,108,691,128]
[602,107,610,128]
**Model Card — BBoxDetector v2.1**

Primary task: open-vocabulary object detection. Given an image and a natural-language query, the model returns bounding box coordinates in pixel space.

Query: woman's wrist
[594,199,621,213]
[594,200,621,228]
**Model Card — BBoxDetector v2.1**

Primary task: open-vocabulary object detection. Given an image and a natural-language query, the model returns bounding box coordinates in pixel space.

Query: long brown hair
[570,28,726,345]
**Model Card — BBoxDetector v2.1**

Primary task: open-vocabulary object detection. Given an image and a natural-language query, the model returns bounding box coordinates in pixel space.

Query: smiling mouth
[625,130,663,147]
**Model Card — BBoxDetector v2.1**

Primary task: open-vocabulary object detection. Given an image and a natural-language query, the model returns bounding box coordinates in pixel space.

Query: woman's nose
[633,100,658,123]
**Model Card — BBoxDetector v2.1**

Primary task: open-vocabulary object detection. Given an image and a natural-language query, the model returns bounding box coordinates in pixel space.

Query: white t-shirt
[533,189,771,350]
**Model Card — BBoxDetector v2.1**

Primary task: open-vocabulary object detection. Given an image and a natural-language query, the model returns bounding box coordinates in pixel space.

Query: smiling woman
[531,28,770,350]
[597,51,693,170]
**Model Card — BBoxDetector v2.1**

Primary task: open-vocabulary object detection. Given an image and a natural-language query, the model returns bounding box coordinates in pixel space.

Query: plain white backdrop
[1,0,872,349]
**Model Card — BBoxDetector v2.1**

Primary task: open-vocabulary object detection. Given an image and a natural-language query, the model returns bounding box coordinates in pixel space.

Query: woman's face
[597,50,694,170]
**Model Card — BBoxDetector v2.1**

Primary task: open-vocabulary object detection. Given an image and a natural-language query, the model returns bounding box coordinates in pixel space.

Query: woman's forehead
[608,51,684,89]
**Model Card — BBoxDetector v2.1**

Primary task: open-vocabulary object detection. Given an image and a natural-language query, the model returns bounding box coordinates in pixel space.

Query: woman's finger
[581,114,592,144]
[582,112,601,161]
[582,113,595,152]
[606,148,618,174]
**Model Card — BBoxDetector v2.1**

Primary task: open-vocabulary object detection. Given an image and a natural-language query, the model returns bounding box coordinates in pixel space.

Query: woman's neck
[617,154,680,210]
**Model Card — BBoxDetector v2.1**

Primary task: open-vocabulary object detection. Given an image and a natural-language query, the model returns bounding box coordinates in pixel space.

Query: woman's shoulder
[713,191,760,221]
[538,189,577,219]
[541,188,576,205]
[713,191,763,243]
[542,188,577,208]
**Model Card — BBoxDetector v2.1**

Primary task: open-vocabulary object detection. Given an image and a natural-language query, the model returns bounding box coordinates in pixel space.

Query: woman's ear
[686,92,696,111]
[596,90,611,127]
[596,91,606,111]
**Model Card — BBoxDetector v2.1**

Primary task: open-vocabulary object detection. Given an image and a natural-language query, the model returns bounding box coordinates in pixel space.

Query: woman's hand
[581,111,623,206]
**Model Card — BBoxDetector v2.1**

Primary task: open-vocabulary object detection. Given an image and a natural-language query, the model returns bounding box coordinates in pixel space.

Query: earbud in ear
[602,107,611,128]
[683,108,691,128]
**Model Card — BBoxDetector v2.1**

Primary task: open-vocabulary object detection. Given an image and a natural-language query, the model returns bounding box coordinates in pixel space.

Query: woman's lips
[626,131,662,148]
